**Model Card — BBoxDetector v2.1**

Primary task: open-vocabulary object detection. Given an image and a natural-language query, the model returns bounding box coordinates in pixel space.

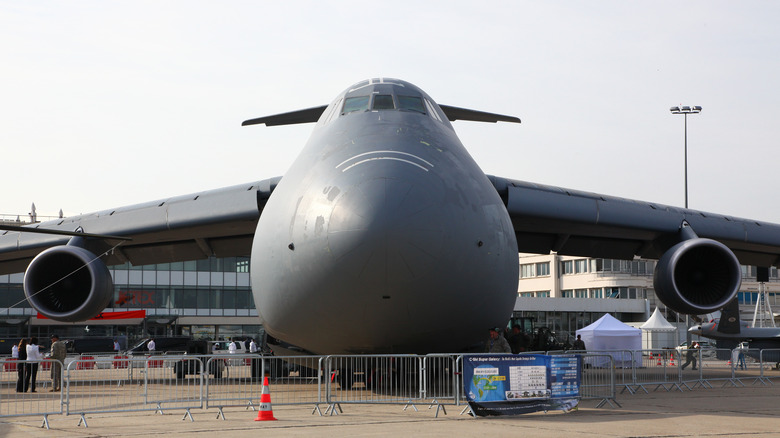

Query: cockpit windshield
[343,96,370,114]
[372,95,395,110]
[397,95,425,114]
[336,81,441,123]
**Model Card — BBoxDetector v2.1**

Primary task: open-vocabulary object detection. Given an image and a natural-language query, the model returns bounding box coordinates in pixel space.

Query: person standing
[15,338,27,392]
[484,327,511,353]
[11,343,19,359]
[228,339,237,354]
[49,334,66,392]
[147,339,156,353]
[25,337,43,392]
[737,344,747,370]
[508,326,526,354]
[113,339,121,352]
[572,334,586,351]
[249,339,258,353]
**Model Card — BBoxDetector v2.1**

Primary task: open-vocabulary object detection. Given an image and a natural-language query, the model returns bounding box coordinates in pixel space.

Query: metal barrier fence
[562,348,780,394]
[204,354,325,418]
[65,357,204,425]
[3,349,776,428]
[0,358,64,427]
[322,354,457,416]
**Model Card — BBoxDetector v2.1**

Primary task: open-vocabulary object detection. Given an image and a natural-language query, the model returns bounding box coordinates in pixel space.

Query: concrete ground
[1,381,779,437]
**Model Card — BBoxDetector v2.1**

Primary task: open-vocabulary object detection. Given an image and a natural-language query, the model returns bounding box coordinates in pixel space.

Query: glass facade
[0,257,255,314]
[110,257,255,317]
[0,256,261,343]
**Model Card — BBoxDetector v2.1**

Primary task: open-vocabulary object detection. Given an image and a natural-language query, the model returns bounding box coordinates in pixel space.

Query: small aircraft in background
[690,299,780,365]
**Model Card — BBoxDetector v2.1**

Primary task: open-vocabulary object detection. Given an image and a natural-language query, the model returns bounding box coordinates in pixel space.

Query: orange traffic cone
[254,376,277,421]
[669,354,675,366]
[656,355,662,366]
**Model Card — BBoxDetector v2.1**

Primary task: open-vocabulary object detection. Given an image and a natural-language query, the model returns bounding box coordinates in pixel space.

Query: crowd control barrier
[0,358,64,428]
[1,348,778,428]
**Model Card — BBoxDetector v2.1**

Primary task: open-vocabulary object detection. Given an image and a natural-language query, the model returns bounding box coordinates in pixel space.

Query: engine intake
[653,237,741,315]
[24,245,114,322]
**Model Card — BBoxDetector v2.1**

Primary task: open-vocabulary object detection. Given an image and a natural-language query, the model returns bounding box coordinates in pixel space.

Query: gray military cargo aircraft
[3,78,780,356]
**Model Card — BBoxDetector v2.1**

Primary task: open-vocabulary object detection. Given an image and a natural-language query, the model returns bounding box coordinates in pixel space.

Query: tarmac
[2,382,780,437]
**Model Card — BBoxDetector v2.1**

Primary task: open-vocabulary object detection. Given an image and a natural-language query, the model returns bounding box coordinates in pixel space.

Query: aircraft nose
[326,175,445,286]
[252,135,519,353]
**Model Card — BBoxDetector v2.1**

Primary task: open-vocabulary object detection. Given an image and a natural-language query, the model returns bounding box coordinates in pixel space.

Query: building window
[562,260,573,275]
[562,289,573,298]
[536,291,550,297]
[520,264,535,278]
[536,262,550,277]
[574,259,588,274]
[518,292,534,297]
[739,292,754,304]
[575,289,588,298]
[236,259,250,273]
[590,288,603,298]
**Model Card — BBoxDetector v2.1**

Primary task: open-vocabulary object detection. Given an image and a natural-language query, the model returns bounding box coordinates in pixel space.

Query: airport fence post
[454,355,463,406]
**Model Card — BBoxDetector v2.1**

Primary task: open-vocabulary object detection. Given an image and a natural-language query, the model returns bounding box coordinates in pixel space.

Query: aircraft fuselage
[250,79,519,354]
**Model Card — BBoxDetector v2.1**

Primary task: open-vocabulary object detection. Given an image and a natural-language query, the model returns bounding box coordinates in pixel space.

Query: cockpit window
[398,95,425,114]
[372,95,395,110]
[343,96,370,114]
[424,98,443,122]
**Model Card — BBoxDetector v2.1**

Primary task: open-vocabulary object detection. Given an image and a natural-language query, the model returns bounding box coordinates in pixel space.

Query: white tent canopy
[640,308,676,331]
[639,308,677,349]
[577,313,642,367]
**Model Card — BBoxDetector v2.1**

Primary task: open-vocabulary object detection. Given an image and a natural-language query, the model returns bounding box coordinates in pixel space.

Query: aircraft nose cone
[327,176,445,286]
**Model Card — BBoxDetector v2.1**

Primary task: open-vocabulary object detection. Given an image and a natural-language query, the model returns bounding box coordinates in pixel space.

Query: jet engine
[24,244,114,322]
[653,237,741,315]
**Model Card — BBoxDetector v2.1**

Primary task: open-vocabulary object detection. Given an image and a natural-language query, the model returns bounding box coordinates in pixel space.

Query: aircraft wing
[0,177,281,275]
[490,175,780,267]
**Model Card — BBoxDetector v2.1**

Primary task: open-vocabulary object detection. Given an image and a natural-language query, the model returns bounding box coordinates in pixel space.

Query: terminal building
[0,255,263,345]
[1,214,779,348]
[514,253,780,342]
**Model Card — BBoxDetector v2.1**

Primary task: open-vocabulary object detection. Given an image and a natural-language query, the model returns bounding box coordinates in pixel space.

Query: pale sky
[3,2,780,224]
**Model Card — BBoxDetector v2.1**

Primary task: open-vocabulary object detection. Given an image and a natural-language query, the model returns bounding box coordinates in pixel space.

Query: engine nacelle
[24,245,114,322]
[653,237,741,315]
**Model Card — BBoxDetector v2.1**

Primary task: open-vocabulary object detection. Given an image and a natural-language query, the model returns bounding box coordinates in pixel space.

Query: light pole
[669,106,702,209]
[670,105,701,342]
